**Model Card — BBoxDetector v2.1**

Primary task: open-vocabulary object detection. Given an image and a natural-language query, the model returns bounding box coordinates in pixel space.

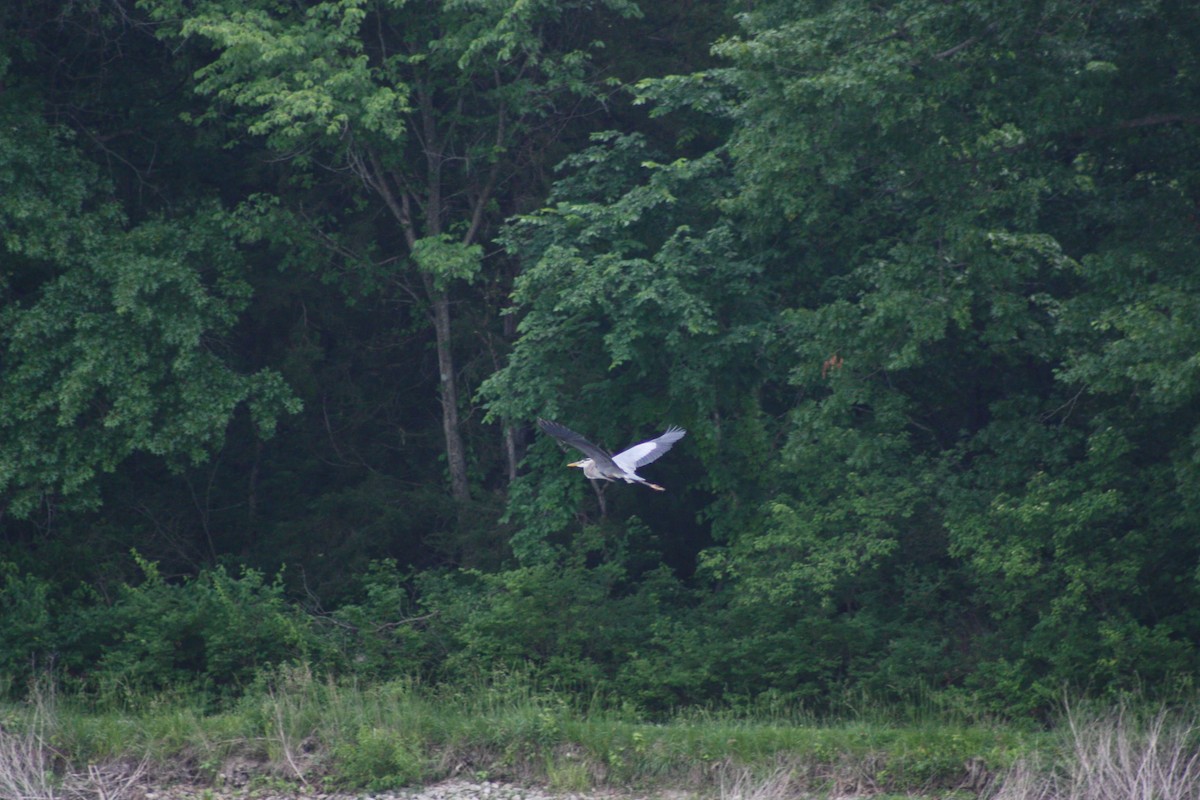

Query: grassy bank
[1,671,1196,799]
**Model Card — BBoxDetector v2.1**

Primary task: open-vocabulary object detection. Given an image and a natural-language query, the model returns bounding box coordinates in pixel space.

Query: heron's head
[567,458,594,470]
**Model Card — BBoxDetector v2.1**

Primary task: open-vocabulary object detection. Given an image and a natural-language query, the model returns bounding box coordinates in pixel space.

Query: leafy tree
[0,93,298,517]
[141,0,642,503]
[483,129,768,557]
[489,0,1200,708]
[711,0,1200,707]
[4,0,1200,715]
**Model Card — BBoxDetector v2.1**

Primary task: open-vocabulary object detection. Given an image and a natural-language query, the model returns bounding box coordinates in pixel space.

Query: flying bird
[538,418,686,491]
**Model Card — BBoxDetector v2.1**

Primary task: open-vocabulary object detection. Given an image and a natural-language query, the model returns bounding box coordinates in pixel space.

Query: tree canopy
[1,0,1198,714]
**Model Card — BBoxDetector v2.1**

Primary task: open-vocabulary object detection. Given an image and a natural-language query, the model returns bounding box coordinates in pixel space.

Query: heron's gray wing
[612,426,686,471]
[537,419,615,464]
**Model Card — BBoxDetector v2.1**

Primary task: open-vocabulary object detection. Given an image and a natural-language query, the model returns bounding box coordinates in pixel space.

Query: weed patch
[12,675,1194,798]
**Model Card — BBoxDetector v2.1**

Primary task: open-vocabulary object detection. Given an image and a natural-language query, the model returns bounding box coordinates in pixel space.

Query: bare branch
[932,35,981,61]
[463,92,506,246]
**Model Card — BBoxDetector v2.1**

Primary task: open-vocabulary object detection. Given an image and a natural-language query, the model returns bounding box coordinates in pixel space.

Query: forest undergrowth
[1,669,1196,800]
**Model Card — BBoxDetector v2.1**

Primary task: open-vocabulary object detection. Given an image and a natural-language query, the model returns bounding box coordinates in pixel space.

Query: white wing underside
[612,427,686,474]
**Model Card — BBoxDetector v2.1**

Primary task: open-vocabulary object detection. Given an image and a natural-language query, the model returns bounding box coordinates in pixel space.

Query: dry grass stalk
[0,723,57,800]
[992,705,1200,800]
[717,763,803,800]
[75,759,149,800]
[268,683,312,786]
[0,680,148,800]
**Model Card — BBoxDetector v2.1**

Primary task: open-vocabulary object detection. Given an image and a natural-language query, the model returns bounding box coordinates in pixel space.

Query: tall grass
[5,668,1035,794]
[0,716,56,800]
[991,703,1200,800]
[0,682,148,800]
[6,671,1196,798]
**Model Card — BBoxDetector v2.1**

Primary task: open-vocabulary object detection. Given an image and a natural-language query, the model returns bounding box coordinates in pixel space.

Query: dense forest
[2,0,1199,717]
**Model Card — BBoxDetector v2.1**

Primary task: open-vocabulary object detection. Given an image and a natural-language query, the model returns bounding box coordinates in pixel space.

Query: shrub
[316,559,431,680]
[0,563,54,690]
[90,554,312,700]
[332,725,424,791]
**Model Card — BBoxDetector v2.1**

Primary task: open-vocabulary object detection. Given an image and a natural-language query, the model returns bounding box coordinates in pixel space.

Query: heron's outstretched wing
[537,419,613,463]
[612,426,686,472]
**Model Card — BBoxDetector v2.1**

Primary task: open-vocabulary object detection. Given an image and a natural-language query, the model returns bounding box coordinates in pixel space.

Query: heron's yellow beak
[567,460,585,468]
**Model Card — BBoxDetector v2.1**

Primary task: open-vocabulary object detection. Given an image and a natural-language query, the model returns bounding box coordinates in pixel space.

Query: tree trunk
[368,147,472,505]
[504,423,519,483]
[590,479,608,518]
[430,286,470,503]
[500,310,521,484]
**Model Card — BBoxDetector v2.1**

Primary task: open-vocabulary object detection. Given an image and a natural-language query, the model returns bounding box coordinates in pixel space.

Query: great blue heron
[538,418,686,491]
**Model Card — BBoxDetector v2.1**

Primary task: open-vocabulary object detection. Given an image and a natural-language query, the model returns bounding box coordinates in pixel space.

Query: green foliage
[0,556,314,701]
[3,0,1200,721]
[318,559,431,680]
[0,101,299,516]
[714,0,1200,711]
[139,0,650,505]
[165,0,411,151]
[333,725,425,791]
[483,130,768,553]
[0,564,54,686]
[89,555,311,699]
[489,132,747,416]
[419,532,673,692]
[411,235,483,291]
[15,670,1044,796]
[483,0,1200,713]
